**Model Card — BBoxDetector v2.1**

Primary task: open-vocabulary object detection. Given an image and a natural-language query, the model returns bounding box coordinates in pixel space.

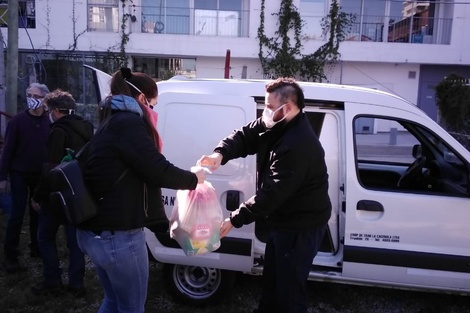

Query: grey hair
[26,83,50,97]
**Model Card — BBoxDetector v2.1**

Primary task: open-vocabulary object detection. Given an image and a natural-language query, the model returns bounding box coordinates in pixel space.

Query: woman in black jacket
[76,68,205,313]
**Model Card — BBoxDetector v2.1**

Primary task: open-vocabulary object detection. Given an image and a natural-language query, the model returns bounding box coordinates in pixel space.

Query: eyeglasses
[27,93,44,99]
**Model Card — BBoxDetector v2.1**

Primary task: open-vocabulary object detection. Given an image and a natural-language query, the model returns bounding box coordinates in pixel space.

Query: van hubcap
[172,265,222,299]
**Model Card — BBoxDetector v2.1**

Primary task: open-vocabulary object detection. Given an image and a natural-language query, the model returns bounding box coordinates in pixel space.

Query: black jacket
[34,114,94,203]
[215,112,331,230]
[79,111,198,231]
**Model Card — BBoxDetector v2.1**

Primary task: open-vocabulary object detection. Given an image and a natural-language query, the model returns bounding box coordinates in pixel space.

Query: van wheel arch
[163,263,237,305]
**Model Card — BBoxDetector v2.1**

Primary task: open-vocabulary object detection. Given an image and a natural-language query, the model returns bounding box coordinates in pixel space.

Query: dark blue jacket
[0,110,50,181]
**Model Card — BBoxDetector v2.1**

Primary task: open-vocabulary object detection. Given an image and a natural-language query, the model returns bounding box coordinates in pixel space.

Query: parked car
[86,65,470,305]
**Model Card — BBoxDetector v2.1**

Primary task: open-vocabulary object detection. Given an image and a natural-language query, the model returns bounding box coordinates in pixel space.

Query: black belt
[92,230,114,236]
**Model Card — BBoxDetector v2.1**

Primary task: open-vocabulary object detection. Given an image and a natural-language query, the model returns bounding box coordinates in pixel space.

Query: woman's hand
[190,166,206,184]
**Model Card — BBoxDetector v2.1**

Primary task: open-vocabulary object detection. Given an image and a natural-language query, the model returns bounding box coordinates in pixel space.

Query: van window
[354,116,470,197]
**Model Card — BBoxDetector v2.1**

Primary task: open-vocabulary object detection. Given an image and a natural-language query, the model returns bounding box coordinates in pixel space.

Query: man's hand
[197,153,223,172]
[0,180,10,194]
[31,200,41,212]
[220,218,234,238]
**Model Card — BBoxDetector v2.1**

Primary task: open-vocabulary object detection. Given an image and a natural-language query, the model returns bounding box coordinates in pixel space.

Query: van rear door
[146,91,256,272]
[343,101,470,293]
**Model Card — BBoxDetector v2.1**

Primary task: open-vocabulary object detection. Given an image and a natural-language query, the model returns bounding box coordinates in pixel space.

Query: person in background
[198,77,332,313]
[0,83,50,272]
[76,68,206,313]
[31,90,94,296]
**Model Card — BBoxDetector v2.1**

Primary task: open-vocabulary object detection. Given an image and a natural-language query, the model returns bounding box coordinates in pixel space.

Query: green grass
[1,210,470,313]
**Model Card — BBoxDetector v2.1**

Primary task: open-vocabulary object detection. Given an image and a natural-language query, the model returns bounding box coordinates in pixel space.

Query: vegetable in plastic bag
[170,180,223,256]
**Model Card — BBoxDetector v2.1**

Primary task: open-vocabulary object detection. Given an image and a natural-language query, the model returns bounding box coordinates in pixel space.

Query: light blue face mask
[26,97,43,110]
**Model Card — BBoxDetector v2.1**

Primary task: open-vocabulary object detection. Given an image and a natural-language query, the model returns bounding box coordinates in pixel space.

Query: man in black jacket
[199,78,331,313]
[30,90,94,296]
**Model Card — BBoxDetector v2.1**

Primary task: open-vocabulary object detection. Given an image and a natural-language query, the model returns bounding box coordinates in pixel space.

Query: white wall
[6,0,468,66]
[328,62,421,105]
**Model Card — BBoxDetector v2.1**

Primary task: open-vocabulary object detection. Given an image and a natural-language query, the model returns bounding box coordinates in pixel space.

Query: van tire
[163,263,237,305]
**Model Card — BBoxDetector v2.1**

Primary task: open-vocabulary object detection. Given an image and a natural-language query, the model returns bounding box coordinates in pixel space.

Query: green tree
[434,73,470,149]
[258,0,355,81]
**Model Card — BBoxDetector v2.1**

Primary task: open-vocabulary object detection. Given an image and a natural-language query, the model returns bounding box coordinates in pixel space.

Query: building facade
[1,0,470,121]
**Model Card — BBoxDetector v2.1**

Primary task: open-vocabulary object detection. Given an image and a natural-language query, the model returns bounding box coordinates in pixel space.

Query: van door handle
[226,190,240,211]
[357,200,384,212]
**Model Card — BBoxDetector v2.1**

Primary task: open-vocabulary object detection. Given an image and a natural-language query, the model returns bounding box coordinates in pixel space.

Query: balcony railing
[138,6,250,37]
[343,13,452,44]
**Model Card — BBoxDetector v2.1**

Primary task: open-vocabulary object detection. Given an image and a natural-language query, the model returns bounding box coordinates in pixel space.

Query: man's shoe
[67,285,86,298]
[31,281,63,296]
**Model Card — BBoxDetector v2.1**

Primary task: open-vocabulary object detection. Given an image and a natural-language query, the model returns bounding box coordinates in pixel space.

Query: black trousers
[257,225,327,313]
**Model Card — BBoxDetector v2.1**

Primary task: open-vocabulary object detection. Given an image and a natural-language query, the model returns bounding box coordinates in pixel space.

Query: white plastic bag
[170,180,223,256]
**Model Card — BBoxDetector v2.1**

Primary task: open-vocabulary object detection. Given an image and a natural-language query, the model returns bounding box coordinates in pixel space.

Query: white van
[86,66,470,305]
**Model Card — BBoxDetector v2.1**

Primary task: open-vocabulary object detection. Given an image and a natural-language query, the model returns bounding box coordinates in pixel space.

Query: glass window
[195,0,217,10]
[219,0,241,11]
[354,116,469,196]
[88,0,119,32]
[142,0,190,34]
[300,0,325,40]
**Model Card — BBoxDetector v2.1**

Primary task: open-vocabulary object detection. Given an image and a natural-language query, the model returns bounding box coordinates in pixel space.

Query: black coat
[215,112,331,230]
[34,114,94,203]
[80,111,197,231]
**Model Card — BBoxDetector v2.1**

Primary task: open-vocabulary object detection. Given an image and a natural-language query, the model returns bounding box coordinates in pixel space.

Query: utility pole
[6,0,19,116]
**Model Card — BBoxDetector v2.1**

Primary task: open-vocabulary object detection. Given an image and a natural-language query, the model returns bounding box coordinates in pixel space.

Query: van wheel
[163,263,236,305]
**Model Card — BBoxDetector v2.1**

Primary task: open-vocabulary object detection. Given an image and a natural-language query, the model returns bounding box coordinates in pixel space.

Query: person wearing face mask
[0,82,50,273]
[75,68,206,312]
[30,89,94,296]
[198,77,331,313]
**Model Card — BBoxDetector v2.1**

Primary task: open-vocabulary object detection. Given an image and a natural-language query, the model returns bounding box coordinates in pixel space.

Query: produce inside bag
[170,180,223,256]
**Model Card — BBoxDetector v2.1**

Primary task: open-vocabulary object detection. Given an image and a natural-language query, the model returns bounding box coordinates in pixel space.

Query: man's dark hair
[265,77,305,109]
[43,89,76,114]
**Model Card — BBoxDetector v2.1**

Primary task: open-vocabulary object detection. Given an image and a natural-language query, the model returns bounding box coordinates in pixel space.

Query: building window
[88,0,119,32]
[0,0,36,28]
[140,0,249,37]
[132,56,196,80]
[299,0,326,40]
[142,0,190,34]
[341,0,453,45]
[194,0,243,36]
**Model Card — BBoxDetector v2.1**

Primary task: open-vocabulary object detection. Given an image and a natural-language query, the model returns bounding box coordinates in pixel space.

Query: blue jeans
[257,225,327,313]
[3,172,40,259]
[77,228,149,313]
[37,206,85,288]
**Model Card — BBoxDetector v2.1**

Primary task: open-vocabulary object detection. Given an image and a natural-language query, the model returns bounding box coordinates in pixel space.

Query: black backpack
[49,143,98,225]
[49,115,127,225]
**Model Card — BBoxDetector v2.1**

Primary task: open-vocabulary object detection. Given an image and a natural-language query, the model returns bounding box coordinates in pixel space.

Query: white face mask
[27,97,43,110]
[262,104,286,129]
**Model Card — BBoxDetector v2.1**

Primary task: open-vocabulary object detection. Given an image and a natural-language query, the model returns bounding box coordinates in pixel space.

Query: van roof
[157,78,417,111]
